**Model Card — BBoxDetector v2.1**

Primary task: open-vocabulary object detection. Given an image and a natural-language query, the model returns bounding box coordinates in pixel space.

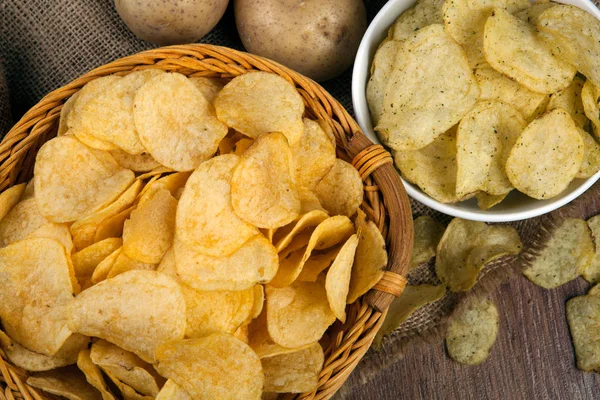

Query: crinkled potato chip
[156,334,263,400]
[409,215,444,271]
[366,40,402,125]
[156,380,192,400]
[377,24,479,151]
[58,92,80,136]
[538,4,600,88]
[214,72,304,146]
[27,367,103,400]
[566,294,600,371]
[582,80,600,135]
[134,72,228,171]
[390,0,444,41]
[110,150,161,172]
[523,218,594,288]
[0,183,25,221]
[266,281,336,348]
[505,109,584,199]
[0,238,75,355]
[106,251,156,279]
[176,155,258,256]
[576,128,600,179]
[325,234,358,322]
[231,132,301,228]
[273,210,329,253]
[456,101,526,198]
[68,270,186,363]
[314,159,363,218]
[483,8,576,94]
[0,197,48,247]
[189,76,224,105]
[91,247,122,284]
[476,192,508,210]
[77,349,116,400]
[585,215,600,284]
[105,370,153,400]
[436,218,521,292]
[446,297,499,365]
[546,76,588,128]
[34,136,135,223]
[262,342,324,393]
[291,119,336,189]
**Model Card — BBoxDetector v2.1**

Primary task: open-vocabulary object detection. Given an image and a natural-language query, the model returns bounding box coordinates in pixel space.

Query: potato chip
[409,215,444,271]
[456,101,526,198]
[91,247,122,284]
[390,0,444,41]
[446,297,499,365]
[576,128,600,179]
[291,119,336,189]
[538,5,600,88]
[58,92,80,136]
[77,349,116,400]
[515,2,554,25]
[366,40,402,125]
[248,311,312,359]
[0,197,47,247]
[189,76,224,104]
[156,380,192,400]
[394,129,459,203]
[134,72,228,171]
[136,166,173,181]
[27,367,103,400]
[249,284,265,321]
[377,24,479,151]
[298,186,326,214]
[93,206,134,243]
[105,371,153,400]
[325,234,358,321]
[106,251,156,279]
[262,342,324,393]
[483,8,576,94]
[546,76,587,128]
[34,136,135,223]
[273,210,329,253]
[232,137,254,155]
[155,334,263,400]
[266,281,336,348]
[566,294,600,371]
[176,155,258,256]
[505,109,584,199]
[91,340,164,396]
[232,132,301,228]
[436,218,521,292]
[584,215,600,284]
[217,130,246,155]
[0,238,75,355]
[214,72,304,146]
[174,234,278,291]
[523,218,594,288]
[581,80,600,135]
[0,183,25,221]
[68,270,186,362]
[588,284,600,296]
[109,150,161,172]
[476,192,508,210]
[21,179,35,200]
[137,171,191,205]
[297,245,342,283]
[474,65,548,121]
[312,159,363,218]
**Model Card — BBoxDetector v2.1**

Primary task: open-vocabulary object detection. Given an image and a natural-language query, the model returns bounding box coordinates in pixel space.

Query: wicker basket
[0,44,413,400]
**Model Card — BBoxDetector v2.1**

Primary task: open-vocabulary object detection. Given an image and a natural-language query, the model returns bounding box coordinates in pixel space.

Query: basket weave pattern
[0,44,413,400]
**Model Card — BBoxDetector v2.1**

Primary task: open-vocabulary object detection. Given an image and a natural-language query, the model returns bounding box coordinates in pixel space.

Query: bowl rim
[352,0,600,222]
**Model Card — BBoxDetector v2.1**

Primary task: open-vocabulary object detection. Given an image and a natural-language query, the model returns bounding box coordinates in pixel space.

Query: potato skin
[234,0,367,81]
[115,0,229,46]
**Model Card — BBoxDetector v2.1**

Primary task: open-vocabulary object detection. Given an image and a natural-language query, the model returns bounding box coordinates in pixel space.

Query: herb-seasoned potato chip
[0,183,25,221]
[291,119,336,189]
[58,92,80,136]
[483,8,576,94]
[576,128,600,179]
[456,101,526,198]
[546,76,587,128]
[377,24,479,151]
[176,155,258,256]
[134,72,228,171]
[476,192,508,210]
[566,294,600,371]
[366,40,402,125]
[584,215,600,284]
[27,367,103,400]
[189,77,224,104]
[68,270,186,363]
[390,0,444,41]
[77,349,116,400]
[262,342,324,393]
[91,247,122,284]
[156,380,192,400]
[273,210,329,253]
[436,219,521,292]
[581,80,600,135]
[313,159,363,218]
[156,334,263,400]
[0,238,75,355]
[34,136,134,223]
[214,72,304,146]
[266,281,336,348]
[505,109,583,199]
[409,215,444,271]
[106,251,156,279]
[109,150,161,172]
[174,234,278,291]
[523,218,594,288]
[538,4,600,88]
[325,234,358,322]
[446,297,499,365]
[232,132,300,228]
[0,197,47,247]
[515,2,554,25]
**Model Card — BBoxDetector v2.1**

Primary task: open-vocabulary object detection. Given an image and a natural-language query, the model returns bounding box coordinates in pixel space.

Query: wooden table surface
[339,275,600,400]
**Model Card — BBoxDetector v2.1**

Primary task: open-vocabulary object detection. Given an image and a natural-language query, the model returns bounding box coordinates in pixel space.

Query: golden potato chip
[291,119,336,189]
[436,219,521,292]
[576,128,600,179]
[231,132,301,229]
[217,130,246,155]
[0,197,47,247]
[248,310,312,359]
[58,92,80,136]
[505,109,584,199]
[91,340,164,396]
[483,8,576,94]
[77,349,116,400]
[446,297,499,365]
[297,245,341,283]
[109,150,161,172]
[174,234,278,291]
[366,40,402,126]
[135,166,173,181]
[189,76,224,104]
[134,72,228,171]
[0,183,25,221]
[155,334,263,400]
[215,72,305,146]
[176,154,258,256]
[21,179,35,200]
[273,210,329,253]
[581,80,600,135]
[523,218,594,288]
[313,159,363,218]
[390,0,444,41]
[584,215,600,284]
[538,4,600,88]
[106,251,156,279]
[588,284,600,296]
[394,129,459,203]
[137,171,191,205]
[93,206,134,243]
[325,234,358,322]
[377,24,479,151]
[34,136,135,223]
[515,2,554,25]
[249,284,265,321]
[0,238,75,355]
[298,186,326,214]
[409,215,444,271]
[546,76,587,128]
[266,281,336,348]
[91,247,122,284]
[566,294,600,371]
[262,342,324,393]
[456,101,526,198]
[105,371,153,400]
[476,192,508,210]
[156,380,192,400]
[68,270,186,363]
[27,367,103,400]
[232,137,254,155]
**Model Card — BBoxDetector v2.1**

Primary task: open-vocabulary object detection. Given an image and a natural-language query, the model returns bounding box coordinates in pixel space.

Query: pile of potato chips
[0,70,389,399]
[368,0,600,208]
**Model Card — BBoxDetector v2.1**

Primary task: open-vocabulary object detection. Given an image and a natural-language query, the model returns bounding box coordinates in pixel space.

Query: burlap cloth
[1,0,600,398]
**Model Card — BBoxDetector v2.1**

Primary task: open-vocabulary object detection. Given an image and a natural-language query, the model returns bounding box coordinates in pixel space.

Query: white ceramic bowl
[352,0,600,222]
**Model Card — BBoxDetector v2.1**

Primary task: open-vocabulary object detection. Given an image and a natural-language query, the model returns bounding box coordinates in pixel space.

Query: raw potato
[566,294,600,371]
[115,0,229,45]
[235,0,367,81]
[390,0,444,41]
[366,40,402,125]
